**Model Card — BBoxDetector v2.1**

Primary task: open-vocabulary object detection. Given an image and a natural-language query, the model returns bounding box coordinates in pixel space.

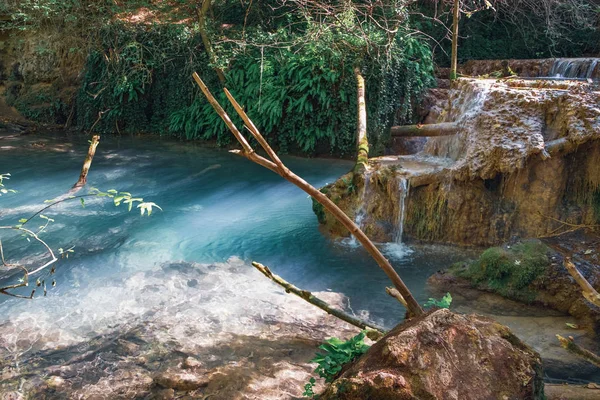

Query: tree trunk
[197,0,225,84]
[450,0,460,80]
[192,72,425,318]
[354,68,368,171]
[391,122,459,137]
[73,135,100,189]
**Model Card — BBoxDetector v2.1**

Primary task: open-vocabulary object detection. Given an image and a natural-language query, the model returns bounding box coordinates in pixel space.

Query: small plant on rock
[303,331,371,398]
[424,292,453,309]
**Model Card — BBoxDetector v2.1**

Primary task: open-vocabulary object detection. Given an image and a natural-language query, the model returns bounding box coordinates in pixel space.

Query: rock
[46,376,66,390]
[320,309,544,400]
[152,388,175,400]
[181,356,202,370]
[545,383,600,400]
[1,392,23,400]
[154,369,210,391]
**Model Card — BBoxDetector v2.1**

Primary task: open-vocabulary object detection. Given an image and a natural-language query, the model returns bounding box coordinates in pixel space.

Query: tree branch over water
[192,71,424,317]
[252,262,385,339]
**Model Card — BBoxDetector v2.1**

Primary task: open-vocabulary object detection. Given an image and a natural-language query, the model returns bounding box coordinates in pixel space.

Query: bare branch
[0,226,58,298]
[563,258,600,308]
[557,334,600,368]
[253,261,385,339]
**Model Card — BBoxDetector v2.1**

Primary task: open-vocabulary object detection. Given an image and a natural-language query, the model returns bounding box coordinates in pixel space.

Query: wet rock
[320,309,544,400]
[1,392,23,400]
[459,59,556,78]
[154,369,210,391]
[545,383,600,400]
[46,375,66,390]
[319,76,600,246]
[114,339,140,356]
[151,389,175,400]
[181,357,202,370]
[429,236,600,330]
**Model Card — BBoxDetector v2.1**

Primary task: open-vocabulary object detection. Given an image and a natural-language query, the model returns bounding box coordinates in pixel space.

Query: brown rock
[320,309,544,400]
[154,370,209,391]
[46,376,66,390]
[152,388,175,400]
[1,392,23,400]
[181,356,202,370]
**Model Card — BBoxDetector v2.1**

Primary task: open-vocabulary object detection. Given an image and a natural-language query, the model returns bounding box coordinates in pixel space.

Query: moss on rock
[454,240,550,301]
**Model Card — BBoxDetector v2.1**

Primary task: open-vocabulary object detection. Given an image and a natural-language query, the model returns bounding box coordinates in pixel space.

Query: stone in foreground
[320,309,544,400]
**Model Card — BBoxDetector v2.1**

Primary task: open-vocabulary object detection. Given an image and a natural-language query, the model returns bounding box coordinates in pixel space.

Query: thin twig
[252,262,385,339]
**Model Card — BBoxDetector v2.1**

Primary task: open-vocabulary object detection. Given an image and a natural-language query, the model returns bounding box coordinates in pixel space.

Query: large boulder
[320,309,544,400]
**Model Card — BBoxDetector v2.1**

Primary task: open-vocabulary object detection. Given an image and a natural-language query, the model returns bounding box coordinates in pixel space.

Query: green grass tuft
[458,240,550,301]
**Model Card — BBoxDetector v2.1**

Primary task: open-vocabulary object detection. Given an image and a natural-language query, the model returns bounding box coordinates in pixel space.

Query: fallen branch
[390,122,459,137]
[252,262,385,339]
[72,135,100,190]
[563,258,600,308]
[556,335,600,368]
[192,72,424,317]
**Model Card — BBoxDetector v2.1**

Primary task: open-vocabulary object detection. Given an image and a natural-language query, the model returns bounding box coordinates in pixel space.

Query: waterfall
[394,178,409,244]
[347,171,371,246]
[549,58,600,79]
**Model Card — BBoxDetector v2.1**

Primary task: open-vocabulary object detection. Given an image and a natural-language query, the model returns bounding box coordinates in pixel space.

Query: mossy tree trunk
[354,67,368,172]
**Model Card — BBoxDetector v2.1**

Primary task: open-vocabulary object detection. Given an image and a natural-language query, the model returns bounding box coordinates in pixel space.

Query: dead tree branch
[0,226,58,298]
[556,334,600,368]
[563,258,600,308]
[385,286,408,308]
[390,122,459,137]
[253,261,385,339]
[72,135,100,190]
[192,72,424,317]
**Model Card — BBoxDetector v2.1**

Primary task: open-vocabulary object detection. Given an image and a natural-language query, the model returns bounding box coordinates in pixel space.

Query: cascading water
[549,58,599,79]
[347,171,371,246]
[424,79,493,161]
[394,178,409,244]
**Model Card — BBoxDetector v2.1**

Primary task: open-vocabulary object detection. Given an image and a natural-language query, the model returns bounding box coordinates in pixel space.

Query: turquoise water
[1,133,595,385]
[0,134,471,326]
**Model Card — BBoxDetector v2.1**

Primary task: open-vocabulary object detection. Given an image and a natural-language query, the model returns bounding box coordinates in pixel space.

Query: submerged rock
[154,369,210,391]
[0,259,361,399]
[320,309,544,400]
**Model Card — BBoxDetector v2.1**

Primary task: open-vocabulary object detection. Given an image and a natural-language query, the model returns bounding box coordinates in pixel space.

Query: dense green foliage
[2,0,435,156]
[455,241,550,301]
